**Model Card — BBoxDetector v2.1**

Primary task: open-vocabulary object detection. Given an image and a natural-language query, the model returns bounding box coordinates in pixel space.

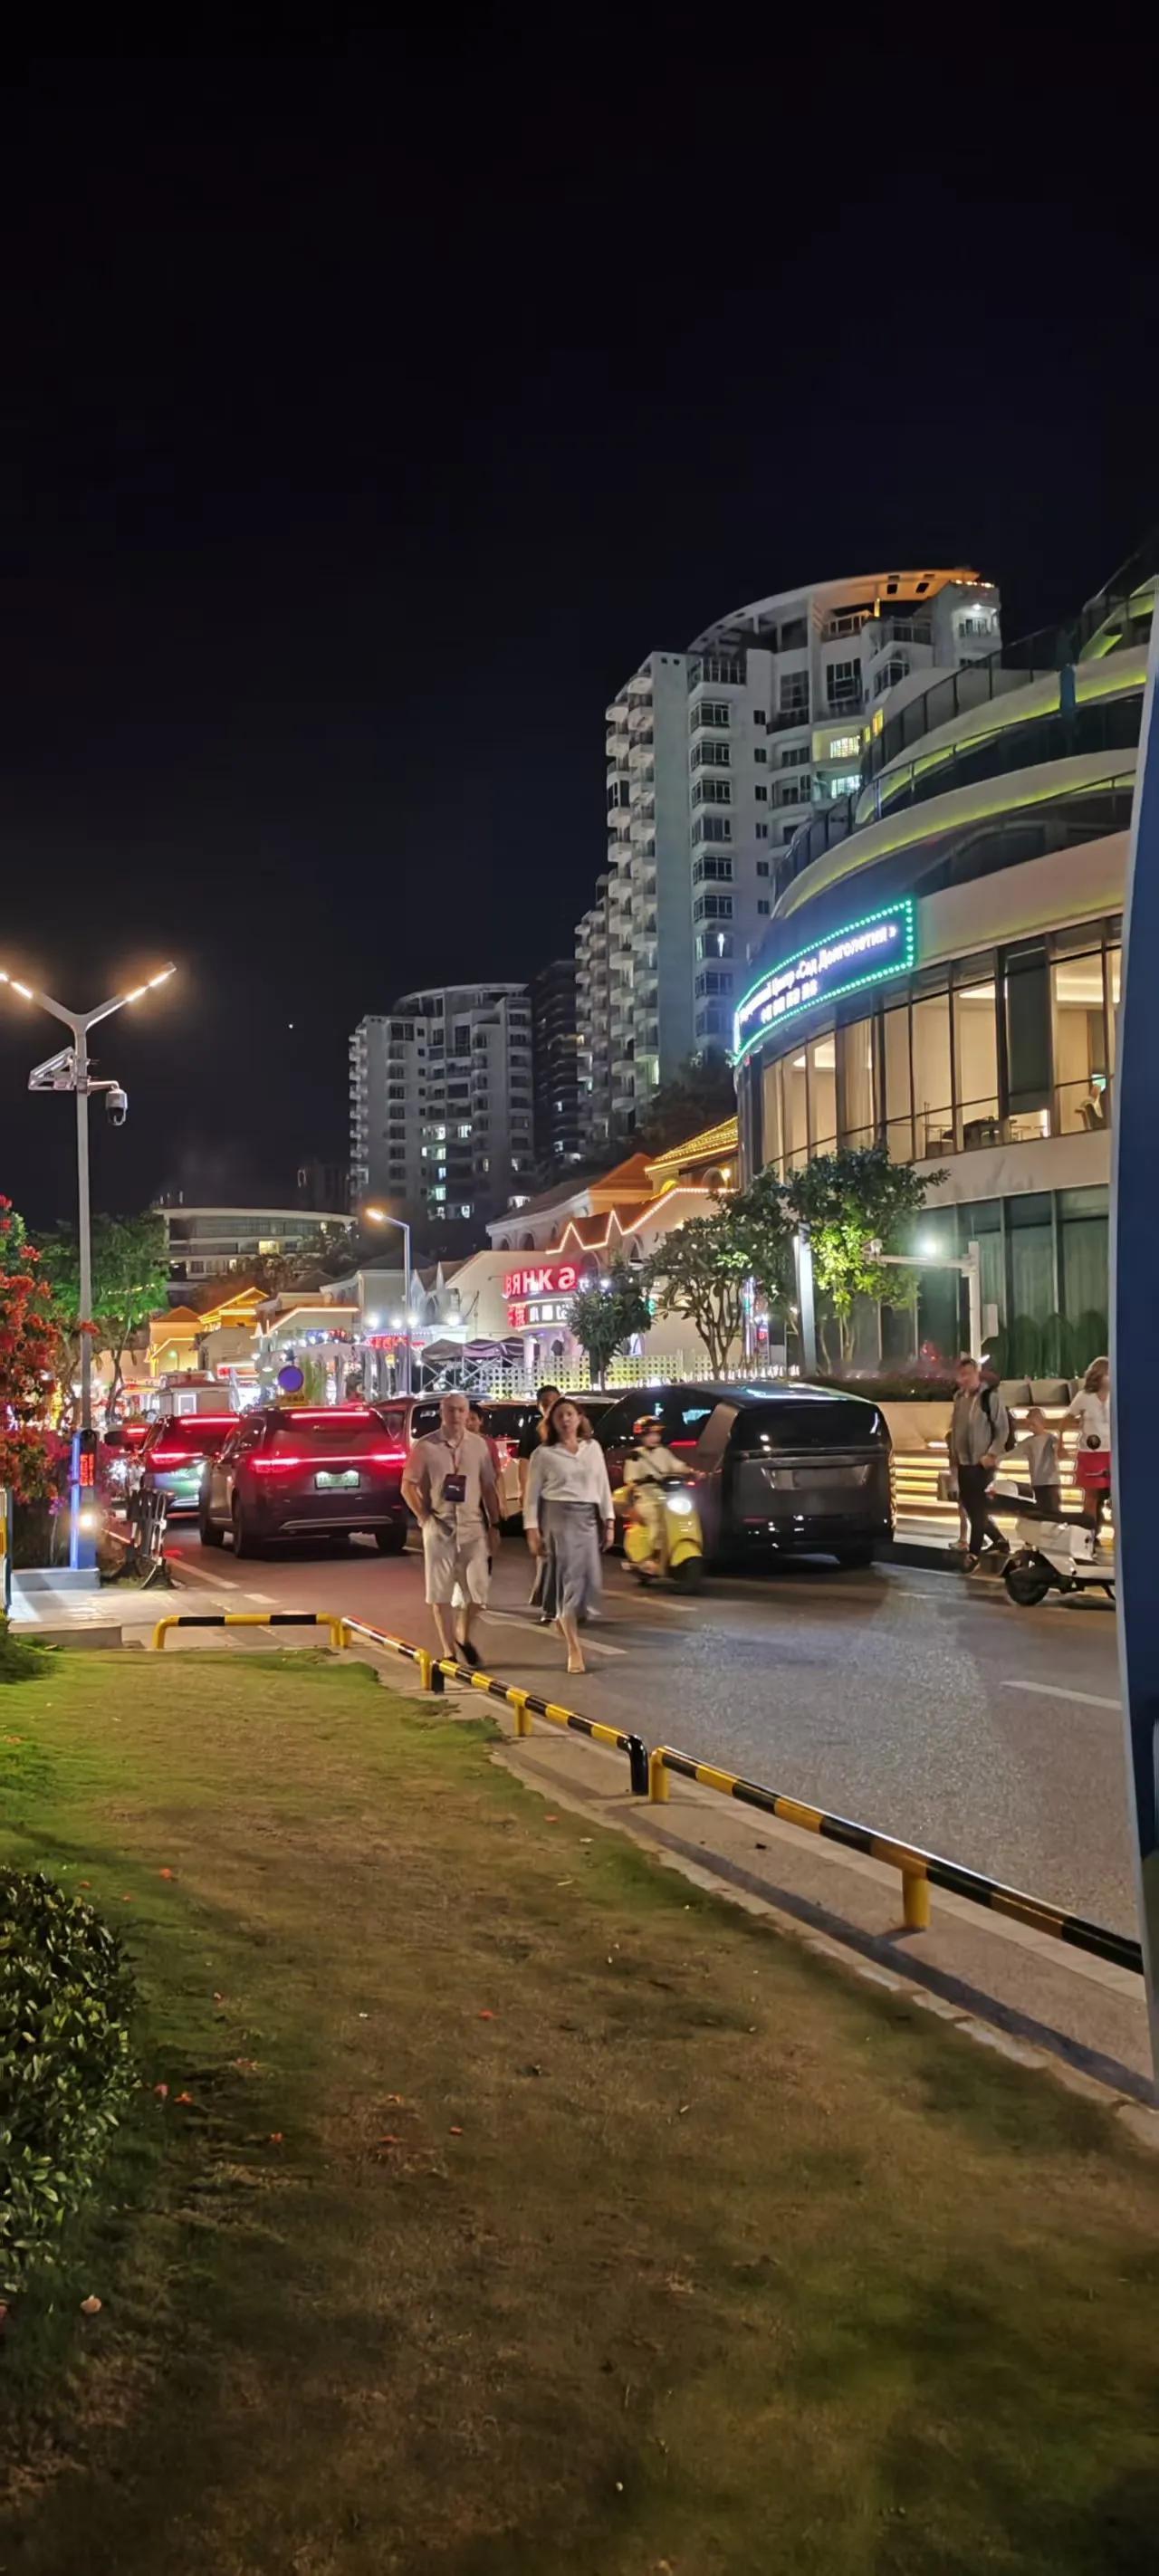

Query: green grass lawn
[2,1650,1159,2576]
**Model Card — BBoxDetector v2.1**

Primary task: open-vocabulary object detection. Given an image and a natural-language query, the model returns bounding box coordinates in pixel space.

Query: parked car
[198,1405,410,1556]
[593,1383,892,1567]
[136,1412,239,1518]
[378,1393,617,1530]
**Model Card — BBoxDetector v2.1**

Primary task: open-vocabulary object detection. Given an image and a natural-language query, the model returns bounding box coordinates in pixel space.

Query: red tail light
[671,1439,698,1451]
[149,1450,192,1468]
[251,1456,302,1475]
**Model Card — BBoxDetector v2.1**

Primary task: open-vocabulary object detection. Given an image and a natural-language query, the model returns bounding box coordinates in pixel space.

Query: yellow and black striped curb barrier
[647,1746,1144,1973]
[339,1616,650,1796]
[153,1610,347,1652]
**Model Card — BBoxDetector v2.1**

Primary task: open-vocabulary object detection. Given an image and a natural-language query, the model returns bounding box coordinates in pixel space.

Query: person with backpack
[949,1355,1012,1570]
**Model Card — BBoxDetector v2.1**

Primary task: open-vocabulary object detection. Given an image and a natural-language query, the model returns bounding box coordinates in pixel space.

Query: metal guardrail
[646,1745,1143,1974]
[341,1614,649,1795]
[147,1604,1139,1970]
[154,1610,347,1651]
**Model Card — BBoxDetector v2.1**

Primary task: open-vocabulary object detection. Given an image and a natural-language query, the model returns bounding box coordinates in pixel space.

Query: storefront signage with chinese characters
[733,897,915,1064]
[505,1259,581,1330]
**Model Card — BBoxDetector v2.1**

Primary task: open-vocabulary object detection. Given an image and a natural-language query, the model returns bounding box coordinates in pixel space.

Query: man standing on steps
[949,1354,1011,1572]
[401,1391,499,1668]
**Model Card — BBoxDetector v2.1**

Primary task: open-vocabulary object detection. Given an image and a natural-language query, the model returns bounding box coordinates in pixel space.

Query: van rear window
[732,1400,886,1452]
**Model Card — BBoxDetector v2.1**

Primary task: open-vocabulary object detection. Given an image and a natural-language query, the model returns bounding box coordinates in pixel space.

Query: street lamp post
[362,1206,413,1393]
[1,962,176,1569]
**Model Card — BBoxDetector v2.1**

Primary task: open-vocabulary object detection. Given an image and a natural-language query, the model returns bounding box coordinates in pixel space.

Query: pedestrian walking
[1018,1404,1062,1519]
[523,1398,615,1677]
[400,1390,500,1668]
[519,1383,560,1623]
[1064,1356,1111,1533]
[949,1355,1011,1570]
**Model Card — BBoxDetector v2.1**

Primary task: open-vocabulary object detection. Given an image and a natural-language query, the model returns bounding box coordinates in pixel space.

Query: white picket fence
[418,1351,790,1397]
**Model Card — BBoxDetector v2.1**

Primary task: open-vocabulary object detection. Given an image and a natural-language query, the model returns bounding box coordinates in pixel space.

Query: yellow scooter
[614,1470,705,1589]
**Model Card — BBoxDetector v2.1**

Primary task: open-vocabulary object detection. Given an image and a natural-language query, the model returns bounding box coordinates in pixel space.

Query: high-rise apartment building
[532,958,582,1177]
[349,982,534,1250]
[579,571,1002,1147]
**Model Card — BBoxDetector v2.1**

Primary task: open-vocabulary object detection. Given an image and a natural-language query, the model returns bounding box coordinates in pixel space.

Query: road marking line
[484,1608,627,1658]
[174,1561,242,1590]
[1002,1680,1120,1711]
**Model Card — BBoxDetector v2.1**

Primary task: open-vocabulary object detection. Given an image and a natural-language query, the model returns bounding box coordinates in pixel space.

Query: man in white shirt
[401,1392,499,1666]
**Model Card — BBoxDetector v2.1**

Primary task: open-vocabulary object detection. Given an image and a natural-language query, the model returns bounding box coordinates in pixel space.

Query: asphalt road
[167,1524,1132,1935]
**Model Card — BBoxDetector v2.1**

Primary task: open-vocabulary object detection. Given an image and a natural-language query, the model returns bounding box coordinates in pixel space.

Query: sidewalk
[8,1570,236,1643]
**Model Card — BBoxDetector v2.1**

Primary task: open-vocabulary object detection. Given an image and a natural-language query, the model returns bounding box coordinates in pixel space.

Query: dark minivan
[596,1383,892,1567]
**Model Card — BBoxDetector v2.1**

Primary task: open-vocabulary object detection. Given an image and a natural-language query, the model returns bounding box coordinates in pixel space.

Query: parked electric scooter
[996,1490,1116,1608]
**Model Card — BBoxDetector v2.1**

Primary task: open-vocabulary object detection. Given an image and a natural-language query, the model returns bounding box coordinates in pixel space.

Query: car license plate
[315,1470,360,1491]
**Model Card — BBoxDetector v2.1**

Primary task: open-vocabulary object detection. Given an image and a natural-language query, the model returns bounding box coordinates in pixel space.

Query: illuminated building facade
[734,543,1156,1371]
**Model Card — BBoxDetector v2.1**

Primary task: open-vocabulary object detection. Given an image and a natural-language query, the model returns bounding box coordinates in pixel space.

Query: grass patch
[1,1649,1158,2574]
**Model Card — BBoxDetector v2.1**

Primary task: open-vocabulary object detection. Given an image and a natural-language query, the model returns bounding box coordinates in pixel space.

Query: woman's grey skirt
[542,1498,602,1620]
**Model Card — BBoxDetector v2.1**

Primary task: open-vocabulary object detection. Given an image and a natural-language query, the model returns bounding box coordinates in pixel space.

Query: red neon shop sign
[503,1262,580,1301]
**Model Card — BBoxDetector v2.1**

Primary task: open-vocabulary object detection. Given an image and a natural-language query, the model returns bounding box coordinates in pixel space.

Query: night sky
[2,34,1155,1226]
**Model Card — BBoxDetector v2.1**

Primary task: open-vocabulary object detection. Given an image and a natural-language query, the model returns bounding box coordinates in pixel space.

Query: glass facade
[751,918,1120,1173]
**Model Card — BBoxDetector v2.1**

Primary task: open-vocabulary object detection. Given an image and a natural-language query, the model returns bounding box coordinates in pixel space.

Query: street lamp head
[126,964,177,1003]
[0,970,34,1000]
[364,1205,388,1224]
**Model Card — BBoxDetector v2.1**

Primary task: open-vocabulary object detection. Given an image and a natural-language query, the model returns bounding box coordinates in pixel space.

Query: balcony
[824,690,865,718]
[768,705,810,733]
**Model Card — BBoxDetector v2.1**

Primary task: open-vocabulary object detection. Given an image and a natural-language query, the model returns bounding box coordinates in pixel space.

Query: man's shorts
[422,1514,490,1608]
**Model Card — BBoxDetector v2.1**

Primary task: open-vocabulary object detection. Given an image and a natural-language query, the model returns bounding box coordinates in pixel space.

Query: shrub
[0,1612,52,1684]
[0,1871,136,2294]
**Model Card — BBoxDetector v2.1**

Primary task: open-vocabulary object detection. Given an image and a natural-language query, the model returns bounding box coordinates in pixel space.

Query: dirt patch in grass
[2,1650,1158,2575]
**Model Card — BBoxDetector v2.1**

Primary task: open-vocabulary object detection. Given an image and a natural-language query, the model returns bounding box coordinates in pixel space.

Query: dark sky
[1,30,1155,1225]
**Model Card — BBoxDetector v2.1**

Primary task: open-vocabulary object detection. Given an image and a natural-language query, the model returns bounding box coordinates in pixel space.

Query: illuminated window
[953,965,999,1144]
[827,733,861,761]
[837,1017,876,1149]
[809,1034,837,1152]
[1051,944,1108,1133]
[912,989,953,1156]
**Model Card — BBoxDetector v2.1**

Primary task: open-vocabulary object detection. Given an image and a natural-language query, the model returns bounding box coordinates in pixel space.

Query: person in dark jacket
[949,1355,1011,1570]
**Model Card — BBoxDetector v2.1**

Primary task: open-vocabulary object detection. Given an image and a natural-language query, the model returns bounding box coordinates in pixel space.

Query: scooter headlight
[668,1494,694,1515]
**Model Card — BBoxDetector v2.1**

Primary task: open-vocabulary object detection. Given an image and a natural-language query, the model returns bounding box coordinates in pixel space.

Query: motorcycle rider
[623,1414,685,1574]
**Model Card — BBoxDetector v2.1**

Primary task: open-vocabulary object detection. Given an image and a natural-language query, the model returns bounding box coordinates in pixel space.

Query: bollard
[902,1869,931,1931]
[648,1746,670,1804]
[507,1689,532,1738]
[627,1735,649,1800]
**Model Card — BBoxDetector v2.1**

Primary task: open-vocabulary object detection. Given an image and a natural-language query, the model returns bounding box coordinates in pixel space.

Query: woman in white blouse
[1064,1355,1111,1531]
[523,1399,615,1675]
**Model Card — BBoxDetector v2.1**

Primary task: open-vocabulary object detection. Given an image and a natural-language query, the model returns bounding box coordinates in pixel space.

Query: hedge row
[1,1870,136,2295]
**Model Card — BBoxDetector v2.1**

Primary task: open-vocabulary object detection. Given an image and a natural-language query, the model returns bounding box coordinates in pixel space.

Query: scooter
[614,1473,705,1590]
[994,1491,1116,1608]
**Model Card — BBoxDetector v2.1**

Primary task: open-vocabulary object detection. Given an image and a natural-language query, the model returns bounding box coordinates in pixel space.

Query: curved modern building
[733,543,1156,1371]
[580,567,1001,1150]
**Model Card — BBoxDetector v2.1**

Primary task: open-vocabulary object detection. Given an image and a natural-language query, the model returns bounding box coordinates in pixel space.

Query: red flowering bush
[0,1199,62,1501]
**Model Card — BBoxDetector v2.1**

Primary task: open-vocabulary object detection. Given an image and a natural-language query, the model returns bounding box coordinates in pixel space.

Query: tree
[566,1260,653,1384]
[647,1180,796,1376]
[39,1211,168,1413]
[634,1050,736,1154]
[782,1145,939,1368]
[0,1201,62,1500]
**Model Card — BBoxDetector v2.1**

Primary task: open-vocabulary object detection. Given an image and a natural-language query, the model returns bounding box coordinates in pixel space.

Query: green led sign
[733,897,915,1063]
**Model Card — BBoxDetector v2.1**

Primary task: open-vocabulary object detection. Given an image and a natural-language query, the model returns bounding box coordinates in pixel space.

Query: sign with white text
[733,897,915,1062]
